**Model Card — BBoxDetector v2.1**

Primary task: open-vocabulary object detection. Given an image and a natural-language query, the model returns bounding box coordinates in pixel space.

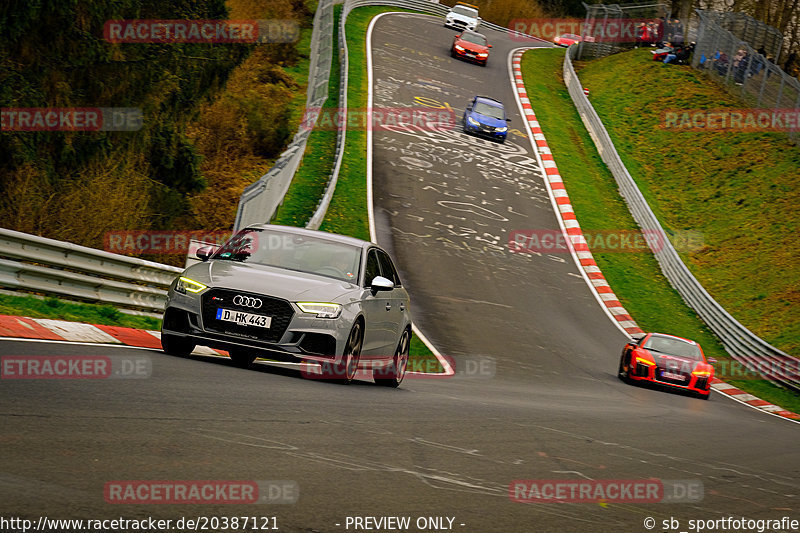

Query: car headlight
[496,126,507,132]
[692,369,713,377]
[455,44,465,51]
[478,52,488,57]
[297,302,342,319]
[467,116,480,126]
[175,276,207,294]
[635,357,655,367]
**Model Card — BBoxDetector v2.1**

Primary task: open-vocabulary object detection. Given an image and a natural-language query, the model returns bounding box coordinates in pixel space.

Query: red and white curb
[509,50,642,338]
[0,314,225,356]
[509,48,799,423]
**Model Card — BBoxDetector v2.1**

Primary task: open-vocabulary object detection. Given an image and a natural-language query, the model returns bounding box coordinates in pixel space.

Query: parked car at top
[444,2,481,32]
[451,30,492,66]
[161,224,413,387]
[618,333,716,399]
[553,33,594,47]
[462,96,511,143]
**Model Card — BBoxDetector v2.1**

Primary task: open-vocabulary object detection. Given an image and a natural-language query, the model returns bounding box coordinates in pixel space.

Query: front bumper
[162,288,350,364]
[452,46,487,64]
[463,119,507,140]
[444,20,475,31]
[628,361,712,396]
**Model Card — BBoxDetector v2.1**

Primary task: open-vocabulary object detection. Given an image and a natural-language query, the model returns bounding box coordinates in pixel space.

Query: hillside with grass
[573,49,800,356]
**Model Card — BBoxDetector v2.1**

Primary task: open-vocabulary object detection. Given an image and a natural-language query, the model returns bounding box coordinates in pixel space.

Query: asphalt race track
[0,13,798,533]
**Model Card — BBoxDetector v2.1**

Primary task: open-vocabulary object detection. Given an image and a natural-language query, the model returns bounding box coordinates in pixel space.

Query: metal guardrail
[0,229,181,314]
[233,0,337,231]
[562,46,800,392]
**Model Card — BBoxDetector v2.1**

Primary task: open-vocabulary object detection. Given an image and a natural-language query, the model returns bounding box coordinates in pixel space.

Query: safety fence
[693,10,800,144]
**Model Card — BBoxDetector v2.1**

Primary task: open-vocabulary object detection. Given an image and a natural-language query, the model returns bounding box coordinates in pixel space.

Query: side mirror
[196,246,215,262]
[630,333,646,343]
[370,276,394,294]
[488,44,493,48]
[707,358,717,364]
[506,118,512,122]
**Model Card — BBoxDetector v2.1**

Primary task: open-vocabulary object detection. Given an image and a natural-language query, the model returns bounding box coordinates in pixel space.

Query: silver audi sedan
[161,225,412,386]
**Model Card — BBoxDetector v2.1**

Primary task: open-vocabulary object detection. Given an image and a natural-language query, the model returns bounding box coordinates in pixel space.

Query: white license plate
[216,308,272,328]
[662,371,686,381]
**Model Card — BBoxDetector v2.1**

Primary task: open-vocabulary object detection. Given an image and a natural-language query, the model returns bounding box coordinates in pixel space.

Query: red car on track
[618,333,716,399]
[553,33,595,47]
[451,30,491,66]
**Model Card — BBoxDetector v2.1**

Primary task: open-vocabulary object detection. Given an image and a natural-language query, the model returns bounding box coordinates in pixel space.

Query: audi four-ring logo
[233,295,262,308]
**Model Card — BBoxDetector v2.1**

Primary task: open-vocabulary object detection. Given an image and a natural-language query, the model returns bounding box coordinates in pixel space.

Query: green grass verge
[0,293,161,331]
[520,48,800,413]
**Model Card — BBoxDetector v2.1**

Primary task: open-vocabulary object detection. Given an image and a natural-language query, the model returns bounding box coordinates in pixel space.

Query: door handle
[399,303,405,311]
[385,303,392,311]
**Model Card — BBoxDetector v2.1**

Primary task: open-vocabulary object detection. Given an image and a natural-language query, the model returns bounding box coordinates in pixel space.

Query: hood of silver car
[183,260,359,302]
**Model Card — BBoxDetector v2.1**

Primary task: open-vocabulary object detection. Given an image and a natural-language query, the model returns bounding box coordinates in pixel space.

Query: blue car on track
[462,96,510,143]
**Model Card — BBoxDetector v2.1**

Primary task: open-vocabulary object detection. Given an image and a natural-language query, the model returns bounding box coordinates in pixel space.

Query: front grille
[201,288,294,344]
[655,368,691,385]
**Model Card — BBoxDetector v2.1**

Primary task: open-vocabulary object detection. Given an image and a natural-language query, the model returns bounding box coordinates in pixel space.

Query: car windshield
[643,336,702,360]
[460,33,487,46]
[212,228,361,283]
[452,5,477,16]
[473,101,505,119]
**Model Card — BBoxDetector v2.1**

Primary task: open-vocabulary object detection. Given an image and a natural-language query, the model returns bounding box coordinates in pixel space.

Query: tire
[617,357,629,382]
[337,322,363,384]
[161,332,195,356]
[228,348,257,369]
[451,49,456,58]
[375,329,411,388]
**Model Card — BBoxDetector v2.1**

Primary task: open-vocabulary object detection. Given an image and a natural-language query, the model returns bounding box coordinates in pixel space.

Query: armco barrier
[0,228,181,315]
[561,46,800,393]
